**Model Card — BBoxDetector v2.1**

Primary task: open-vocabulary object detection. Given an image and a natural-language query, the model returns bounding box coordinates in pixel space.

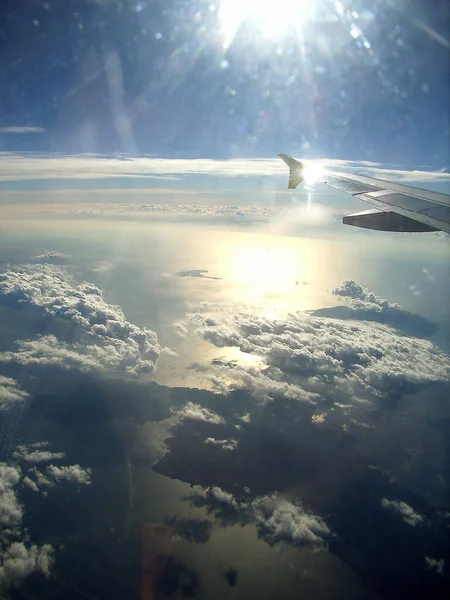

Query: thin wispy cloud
[0,127,45,134]
[0,153,449,184]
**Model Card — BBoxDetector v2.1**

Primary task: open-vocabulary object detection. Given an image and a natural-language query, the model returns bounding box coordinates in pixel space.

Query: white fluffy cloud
[177,402,225,425]
[381,498,424,526]
[204,438,238,451]
[13,444,65,464]
[311,413,327,424]
[190,299,450,405]
[22,477,40,493]
[0,464,22,534]
[252,494,330,546]
[311,279,438,338]
[47,464,92,486]
[204,487,330,547]
[0,264,166,377]
[26,468,54,492]
[33,249,71,262]
[0,542,53,590]
[0,463,54,590]
[1,443,94,588]
[0,377,28,411]
[333,279,399,307]
[210,486,239,508]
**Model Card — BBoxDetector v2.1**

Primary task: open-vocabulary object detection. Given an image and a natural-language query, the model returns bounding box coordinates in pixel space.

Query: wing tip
[278,153,305,189]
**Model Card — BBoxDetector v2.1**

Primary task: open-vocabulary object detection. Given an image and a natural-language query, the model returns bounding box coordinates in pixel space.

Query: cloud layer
[190,294,450,406]
[0,264,166,377]
[1,153,449,184]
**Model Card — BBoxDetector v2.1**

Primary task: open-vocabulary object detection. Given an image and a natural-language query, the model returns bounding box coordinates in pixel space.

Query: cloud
[190,294,450,406]
[6,202,281,225]
[13,444,65,464]
[196,487,330,547]
[47,464,92,486]
[381,498,424,526]
[177,402,225,425]
[0,127,45,134]
[173,321,189,338]
[251,494,330,546]
[310,279,437,338]
[333,280,389,302]
[209,487,239,508]
[90,260,113,273]
[0,463,54,589]
[0,264,166,377]
[0,335,119,372]
[0,153,449,184]
[22,477,39,493]
[0,377,28,411]
[424,556,445,575]
[33,249,72,263]
[204,438,238,451]
[175,269,222,280]
[26,468,54,491]
[22,461,92,492]
[0,542,53,590]
[311,413,326,424]
[0,464,22,534]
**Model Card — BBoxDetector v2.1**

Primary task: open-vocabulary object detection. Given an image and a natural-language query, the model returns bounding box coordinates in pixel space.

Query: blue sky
[1,0,449,166]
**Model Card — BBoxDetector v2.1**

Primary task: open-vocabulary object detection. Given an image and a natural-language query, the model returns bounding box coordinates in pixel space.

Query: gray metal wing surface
[278,153,450,233]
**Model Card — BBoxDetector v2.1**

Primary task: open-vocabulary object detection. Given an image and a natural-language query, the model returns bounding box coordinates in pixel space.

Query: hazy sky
[1,0,449,165]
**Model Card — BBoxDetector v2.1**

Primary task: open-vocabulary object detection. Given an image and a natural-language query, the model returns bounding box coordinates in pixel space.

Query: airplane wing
[278,153,450,233]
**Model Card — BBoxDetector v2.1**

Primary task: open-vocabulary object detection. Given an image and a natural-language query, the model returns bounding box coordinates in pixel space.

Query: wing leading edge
[278,153,450,234]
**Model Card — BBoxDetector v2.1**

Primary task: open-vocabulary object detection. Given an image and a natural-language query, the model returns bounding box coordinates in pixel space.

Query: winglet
[278,153,305,189]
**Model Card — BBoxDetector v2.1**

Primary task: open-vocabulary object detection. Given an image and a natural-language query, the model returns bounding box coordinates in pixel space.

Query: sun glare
[302,161,325,185]
[219,0,313,47]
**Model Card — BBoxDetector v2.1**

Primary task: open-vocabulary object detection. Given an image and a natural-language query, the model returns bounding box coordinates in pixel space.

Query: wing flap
[362,191,433,212]
[418,205,450,223]
[343,208,438,232]
[357,193,450,233]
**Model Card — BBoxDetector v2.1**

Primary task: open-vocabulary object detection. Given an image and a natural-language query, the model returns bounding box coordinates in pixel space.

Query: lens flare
[302,162,325,185]
[219,0,314,47]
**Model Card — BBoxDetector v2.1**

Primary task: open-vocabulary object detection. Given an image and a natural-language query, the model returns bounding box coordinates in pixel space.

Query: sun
[219,0,314,47]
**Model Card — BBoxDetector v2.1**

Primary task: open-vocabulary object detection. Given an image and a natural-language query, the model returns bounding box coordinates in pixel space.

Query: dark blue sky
[0,0,449,166]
